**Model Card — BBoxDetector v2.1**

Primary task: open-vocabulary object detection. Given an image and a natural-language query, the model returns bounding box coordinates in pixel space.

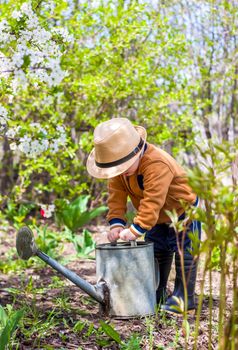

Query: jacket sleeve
[133,161,174,231]
[106,176,128,225]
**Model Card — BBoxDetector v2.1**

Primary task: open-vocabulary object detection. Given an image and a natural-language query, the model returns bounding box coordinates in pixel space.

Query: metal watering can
[16,226,158,318]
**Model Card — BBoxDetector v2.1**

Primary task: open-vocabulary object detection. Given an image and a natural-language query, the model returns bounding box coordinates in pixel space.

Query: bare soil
[0,225,233,349]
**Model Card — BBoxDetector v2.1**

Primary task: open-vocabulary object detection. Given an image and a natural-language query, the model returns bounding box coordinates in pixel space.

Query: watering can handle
[110,241,137,246]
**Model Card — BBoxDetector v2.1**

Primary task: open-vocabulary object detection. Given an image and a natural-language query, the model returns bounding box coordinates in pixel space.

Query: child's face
[122,158,140,177]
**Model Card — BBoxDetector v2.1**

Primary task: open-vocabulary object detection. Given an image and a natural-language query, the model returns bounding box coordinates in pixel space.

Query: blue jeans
[145,213,201,254]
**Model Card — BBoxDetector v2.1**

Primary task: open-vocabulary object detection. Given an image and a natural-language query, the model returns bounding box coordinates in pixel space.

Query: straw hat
[86,118,147,179]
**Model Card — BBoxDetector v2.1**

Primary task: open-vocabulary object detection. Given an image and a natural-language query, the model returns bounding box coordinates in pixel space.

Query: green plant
[4,201,35,227]
[187,141,238,349]
[68,229,96,259]
[73,320,87,333]
[54,195,106,259]
[0,304,24,350]
[121,333,142,350]
[144,317,157,350]
[167,326,181,349]
[34,225,64,258]
[99,320,122,345]
[210,246,221,271]
[55,195,107,232]
[0,247,30,274]
[21,310,61,348]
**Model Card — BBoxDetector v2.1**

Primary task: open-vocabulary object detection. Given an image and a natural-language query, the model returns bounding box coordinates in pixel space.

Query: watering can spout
[16,226,106,305]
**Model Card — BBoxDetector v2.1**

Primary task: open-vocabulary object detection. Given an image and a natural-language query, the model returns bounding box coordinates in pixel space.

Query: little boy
[86,118,201,314]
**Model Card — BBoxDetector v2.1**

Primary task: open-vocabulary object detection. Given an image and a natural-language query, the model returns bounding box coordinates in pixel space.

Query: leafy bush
[4,201,36,227]
[55,195,107,232]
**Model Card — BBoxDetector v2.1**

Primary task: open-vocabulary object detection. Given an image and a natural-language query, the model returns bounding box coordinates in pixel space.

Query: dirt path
[0,225,232,349]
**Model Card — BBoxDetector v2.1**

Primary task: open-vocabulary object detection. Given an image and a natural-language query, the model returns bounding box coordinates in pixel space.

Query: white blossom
[0,20,12,45]
[40,128,47,135]
[20,135,31,143]
[41,1,55,15]
[41,139,49,150]
[18,140,31,154]
[5,120,67,157]
[42,95,53,106]
[0,105,8,133]
[1,2,70,156]
[0,1,69,92]
[56,125,65,133]
[10,142,17,151]
[12,10,23,20]
[0,105,8,119]
[20,2,33,16]
[0,117,7,133]
[0,53,13,77]
[50,141,59,153]
[5,128,16,138]
[12,52,25,68]
[40,204,55,218]
[57,134,67,144]
[52,27,74,43]
[11,70,29,92]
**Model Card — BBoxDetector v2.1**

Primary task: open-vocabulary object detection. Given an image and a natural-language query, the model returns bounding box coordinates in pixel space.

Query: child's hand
[107,227,123,242]
[119,228,137,241]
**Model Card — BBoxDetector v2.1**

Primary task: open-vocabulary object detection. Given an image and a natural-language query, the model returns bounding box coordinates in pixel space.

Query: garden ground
[0,225,232,349]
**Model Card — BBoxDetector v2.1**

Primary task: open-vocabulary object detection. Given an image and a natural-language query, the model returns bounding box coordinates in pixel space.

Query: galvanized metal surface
[96,241,157,318]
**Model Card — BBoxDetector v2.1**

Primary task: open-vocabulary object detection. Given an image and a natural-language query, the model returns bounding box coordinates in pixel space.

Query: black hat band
[95,138,144,168]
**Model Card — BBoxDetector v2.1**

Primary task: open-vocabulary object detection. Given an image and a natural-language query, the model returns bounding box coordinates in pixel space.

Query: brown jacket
[107,143,196,231]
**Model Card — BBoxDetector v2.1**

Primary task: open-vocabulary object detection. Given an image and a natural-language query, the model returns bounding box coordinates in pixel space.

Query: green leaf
[182,319,190,342]
[84,228,94,243]
[0,306,7,327]
[71,195,90,213]
[96,338,112,347]
[85,322,95,337]
[73,320,86,333]
[87,206,108,222]
[0,309,24,350]
[99,320,122,344]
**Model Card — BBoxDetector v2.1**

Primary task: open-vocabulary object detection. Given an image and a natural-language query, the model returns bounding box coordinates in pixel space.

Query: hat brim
[86,125,147,179]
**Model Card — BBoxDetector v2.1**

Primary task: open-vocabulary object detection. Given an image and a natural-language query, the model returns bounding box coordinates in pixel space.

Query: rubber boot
[161,252,198,314]
[155,251,174,304]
